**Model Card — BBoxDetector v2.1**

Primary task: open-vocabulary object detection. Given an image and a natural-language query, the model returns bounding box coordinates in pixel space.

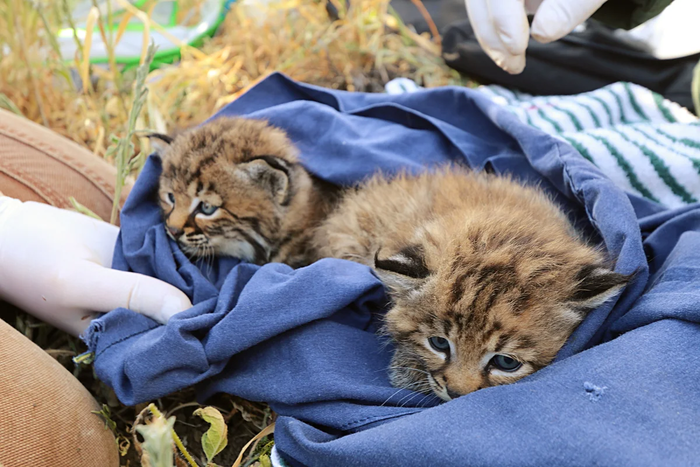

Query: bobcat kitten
[312,169,630,401]
[150,117,336,268]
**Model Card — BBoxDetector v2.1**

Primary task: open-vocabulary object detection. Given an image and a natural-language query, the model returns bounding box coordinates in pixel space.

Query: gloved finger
[524,0,545,15]
[76,216,121,267]
[489,0,530,56]
[465,0,526,73]
[530,0,608,43]
[64,262,193,324]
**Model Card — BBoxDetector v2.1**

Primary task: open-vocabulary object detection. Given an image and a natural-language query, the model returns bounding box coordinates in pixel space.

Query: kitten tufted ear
[374,245,430,293]
[146,133,174,154]
[240,156,291,205]
[568,265,632,310]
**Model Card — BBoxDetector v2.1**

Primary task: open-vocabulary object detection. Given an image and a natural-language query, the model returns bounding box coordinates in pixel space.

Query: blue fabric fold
[86,73,700,466]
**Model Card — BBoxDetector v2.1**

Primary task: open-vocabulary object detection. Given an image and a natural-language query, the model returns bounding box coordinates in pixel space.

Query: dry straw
[0,0,461,161]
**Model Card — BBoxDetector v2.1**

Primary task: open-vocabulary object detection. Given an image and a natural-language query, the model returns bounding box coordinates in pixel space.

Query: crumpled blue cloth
[85,73,700,466]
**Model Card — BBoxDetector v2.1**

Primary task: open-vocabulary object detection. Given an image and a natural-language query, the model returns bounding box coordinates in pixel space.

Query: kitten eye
[200,202,218,216]
[428,336,450,353]
[490,355,522,372]
[167,192,175,205]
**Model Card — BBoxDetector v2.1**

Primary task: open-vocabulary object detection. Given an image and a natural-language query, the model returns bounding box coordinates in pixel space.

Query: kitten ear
[568,265,632,310]
[146,133,174,154]
[374,245,430,292]
[240,156,291,205]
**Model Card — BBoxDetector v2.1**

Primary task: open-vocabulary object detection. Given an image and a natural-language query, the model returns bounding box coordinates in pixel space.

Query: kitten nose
[446,387,461,400]
[167,225,183,238]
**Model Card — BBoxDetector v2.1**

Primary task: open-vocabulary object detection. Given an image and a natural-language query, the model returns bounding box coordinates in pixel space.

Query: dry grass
[0,0,464,163]
[148,0,463,128]
[0,0,467,465]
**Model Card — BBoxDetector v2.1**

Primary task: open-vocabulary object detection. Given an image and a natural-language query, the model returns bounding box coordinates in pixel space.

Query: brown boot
[0,319,119,467]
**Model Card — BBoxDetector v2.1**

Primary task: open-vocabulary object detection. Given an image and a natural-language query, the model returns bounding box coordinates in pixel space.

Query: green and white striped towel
[385,78,700,208]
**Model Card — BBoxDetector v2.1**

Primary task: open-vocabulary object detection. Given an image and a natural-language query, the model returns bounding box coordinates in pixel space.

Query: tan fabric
[0,109,130,223]
[0,110,122,466]
[0,320,120,467]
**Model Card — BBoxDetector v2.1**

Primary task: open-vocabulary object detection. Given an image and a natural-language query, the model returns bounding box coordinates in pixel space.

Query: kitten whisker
[380,379,430,407]
[416,393,438,408]
[380,387,409,407]
[398,386,432,408]
[388,366,431,376]
[202,243,215,278]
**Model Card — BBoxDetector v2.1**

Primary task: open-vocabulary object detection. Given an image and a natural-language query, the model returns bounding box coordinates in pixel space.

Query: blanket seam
[339,410,421,429]
[94,323,160,357]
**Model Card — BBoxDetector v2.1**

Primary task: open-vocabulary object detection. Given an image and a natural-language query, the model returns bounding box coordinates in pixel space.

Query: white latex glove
[465,0,608,74]
[0,197,192,336]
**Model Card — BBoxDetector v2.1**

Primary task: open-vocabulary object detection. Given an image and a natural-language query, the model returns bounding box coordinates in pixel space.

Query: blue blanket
[85,73,700,466]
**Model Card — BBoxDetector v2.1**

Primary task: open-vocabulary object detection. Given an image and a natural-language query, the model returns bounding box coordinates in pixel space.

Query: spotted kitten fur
[152,117,629,401]
[150,117,336,267]
[312,169,630,400]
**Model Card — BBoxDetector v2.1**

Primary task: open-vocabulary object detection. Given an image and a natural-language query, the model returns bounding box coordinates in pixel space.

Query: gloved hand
[465,0,608,74]
[0,197,192,336]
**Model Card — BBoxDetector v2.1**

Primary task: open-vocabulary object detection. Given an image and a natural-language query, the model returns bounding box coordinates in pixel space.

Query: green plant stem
[31,1,74,89]
[110,150,126,224]
[69,196,103,220]
[90,0,129,116]
[109,42,156,224]
[0,93,24,116]
[11,2,48,126]
[61,0,85,64]
[32,0,63,59]
[106,0,114,47]
[147,404,199,467]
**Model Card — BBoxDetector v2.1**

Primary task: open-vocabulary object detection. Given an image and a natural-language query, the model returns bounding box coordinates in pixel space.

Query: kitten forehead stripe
[189,155,219,184]
[514,335,535,350]
[482,320,502,341]
[495,332,514,353]
[441,319,453,336]
[449,271,470,306]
